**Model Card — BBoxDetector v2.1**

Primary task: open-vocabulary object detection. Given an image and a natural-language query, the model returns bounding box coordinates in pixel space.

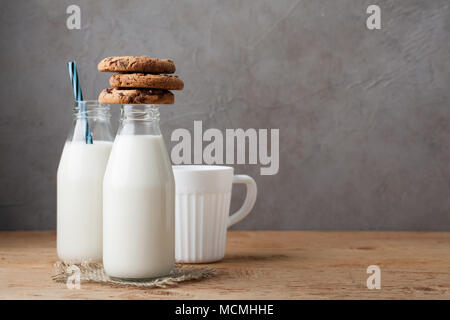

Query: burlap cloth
[52,261,215,288]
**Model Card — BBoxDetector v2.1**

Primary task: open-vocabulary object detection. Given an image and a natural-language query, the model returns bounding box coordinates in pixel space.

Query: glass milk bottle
[103,105,175,280]
[57,101,113,262]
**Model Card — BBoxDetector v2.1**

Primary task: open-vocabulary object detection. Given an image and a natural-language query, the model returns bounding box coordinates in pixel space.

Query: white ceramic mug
[173,165,257,263]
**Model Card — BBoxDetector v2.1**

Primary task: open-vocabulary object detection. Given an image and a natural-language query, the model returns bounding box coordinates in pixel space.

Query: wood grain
[0,231,449,299]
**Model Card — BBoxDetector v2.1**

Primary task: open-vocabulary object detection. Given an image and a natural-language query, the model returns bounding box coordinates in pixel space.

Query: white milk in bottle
[57,101,113,262]
[103,105,175,279]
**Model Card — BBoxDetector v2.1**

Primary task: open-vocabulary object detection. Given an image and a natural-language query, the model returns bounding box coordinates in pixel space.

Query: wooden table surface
[0,231,449,299]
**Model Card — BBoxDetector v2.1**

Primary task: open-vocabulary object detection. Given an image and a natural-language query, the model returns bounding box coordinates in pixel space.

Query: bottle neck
[68,101,113,143]
[118,105,161,136]
[72,101,110,120]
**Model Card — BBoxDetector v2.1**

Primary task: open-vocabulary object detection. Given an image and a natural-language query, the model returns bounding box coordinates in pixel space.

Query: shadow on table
[221,251,297,264]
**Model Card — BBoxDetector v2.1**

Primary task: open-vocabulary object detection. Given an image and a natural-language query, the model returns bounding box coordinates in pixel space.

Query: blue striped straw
[67,61,93,144]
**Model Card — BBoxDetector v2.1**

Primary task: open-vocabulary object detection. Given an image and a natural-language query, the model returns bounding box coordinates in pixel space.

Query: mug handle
[228,175,257,227]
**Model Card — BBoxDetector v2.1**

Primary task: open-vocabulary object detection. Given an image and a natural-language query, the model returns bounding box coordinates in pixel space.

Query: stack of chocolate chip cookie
[97,56,184,104]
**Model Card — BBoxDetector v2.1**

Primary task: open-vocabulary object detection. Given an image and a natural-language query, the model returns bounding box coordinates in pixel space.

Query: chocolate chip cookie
[110,73,184,90]
[98,56,176,74]
[98,88,174,105]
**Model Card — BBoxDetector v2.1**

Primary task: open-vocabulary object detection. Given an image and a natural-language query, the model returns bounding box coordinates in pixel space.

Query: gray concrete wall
[0,0,449,230]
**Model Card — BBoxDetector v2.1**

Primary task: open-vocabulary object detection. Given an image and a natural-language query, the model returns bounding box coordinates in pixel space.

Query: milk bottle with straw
[57,62,113,262]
